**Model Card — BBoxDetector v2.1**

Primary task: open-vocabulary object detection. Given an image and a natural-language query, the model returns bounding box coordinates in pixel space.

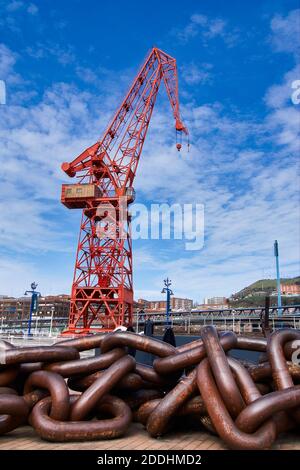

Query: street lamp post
[35,314,39,336]
[49,306,55,337]
[161,278,173,327]
[136,308,145,334]
[24,282,41,336]
[274,240,282,316]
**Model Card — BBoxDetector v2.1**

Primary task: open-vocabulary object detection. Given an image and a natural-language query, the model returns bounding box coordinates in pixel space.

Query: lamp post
[161,278,173,327]
[136,308,145,334]
[24,282,41,336]
[35,313,39,336]
[49,306,55,337]
[274,240,282,316]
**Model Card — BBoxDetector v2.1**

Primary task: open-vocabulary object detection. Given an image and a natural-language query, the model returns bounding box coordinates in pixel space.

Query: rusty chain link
[0,326,299,448]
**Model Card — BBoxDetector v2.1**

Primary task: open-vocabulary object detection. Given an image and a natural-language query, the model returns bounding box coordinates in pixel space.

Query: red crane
[60,47,188,334]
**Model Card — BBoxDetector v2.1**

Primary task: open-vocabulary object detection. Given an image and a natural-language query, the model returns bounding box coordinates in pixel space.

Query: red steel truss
[60,48,188,334]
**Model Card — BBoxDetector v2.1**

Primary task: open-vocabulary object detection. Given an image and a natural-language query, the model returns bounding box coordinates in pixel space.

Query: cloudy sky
[0,0,299,303]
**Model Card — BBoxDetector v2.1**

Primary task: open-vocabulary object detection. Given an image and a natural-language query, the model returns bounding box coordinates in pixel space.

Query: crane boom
[61,48,188,334]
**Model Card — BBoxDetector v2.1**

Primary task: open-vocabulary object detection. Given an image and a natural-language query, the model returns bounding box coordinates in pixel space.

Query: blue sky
[0,0,299,303]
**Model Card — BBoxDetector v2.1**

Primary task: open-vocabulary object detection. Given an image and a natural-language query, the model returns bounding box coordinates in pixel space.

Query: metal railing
[134,304,300,321]
[1,304,300,337]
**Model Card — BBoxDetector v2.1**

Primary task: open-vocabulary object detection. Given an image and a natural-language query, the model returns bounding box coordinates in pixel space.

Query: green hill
[249,277,300,290]
[229,276,300,307]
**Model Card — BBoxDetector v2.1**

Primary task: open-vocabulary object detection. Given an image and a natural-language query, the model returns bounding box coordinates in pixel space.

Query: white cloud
[75,66,99,84]
[190,14,207,26]
[6,1,23,12]
[264,65,300,158]
[1,1,38,32]
[265,106,300,152]
[173,13,239,46]
[205,18,226,39]
[0,74,115,255]
[27,3,38,15]
[26,42,75,65]
[0,43,16,77]
[0,256,35,297]
[265,65,300,108]
[0,254,73,297]
[133,43,299,301]
[181,62,213,85]
[0,7,299,299]
[177,13,207,42]
[4,0,37,15]
[264,11,300,154]
[0,43,23,90]
[270,9,300,58]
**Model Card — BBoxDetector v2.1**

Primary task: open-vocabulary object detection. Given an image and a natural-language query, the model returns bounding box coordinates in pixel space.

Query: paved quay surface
[0,423,299,450]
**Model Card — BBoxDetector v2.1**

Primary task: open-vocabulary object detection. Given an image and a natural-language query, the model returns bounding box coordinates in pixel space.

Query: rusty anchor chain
[0,327,299,448]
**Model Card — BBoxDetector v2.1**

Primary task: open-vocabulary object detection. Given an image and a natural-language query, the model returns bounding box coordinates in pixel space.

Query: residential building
[0,295,70,321]
[204,296,227,306]
[280,284,300,295]
[137,297,193,312]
